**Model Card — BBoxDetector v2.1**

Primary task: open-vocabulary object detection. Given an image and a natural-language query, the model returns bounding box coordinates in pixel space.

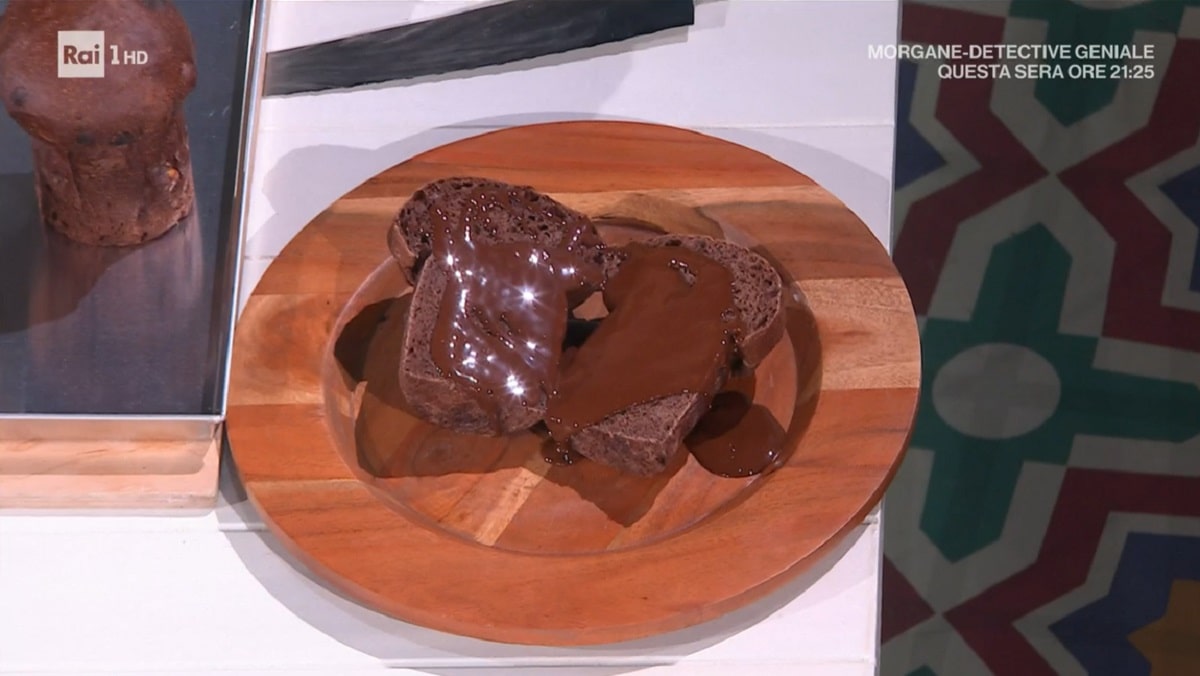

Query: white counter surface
[0,477,882,675]
[0,2,898,673]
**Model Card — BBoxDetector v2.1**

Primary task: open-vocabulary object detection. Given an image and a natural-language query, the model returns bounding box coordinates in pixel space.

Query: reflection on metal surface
[216,0,269,418]
[17,210,207,414]
[0,0,261,425]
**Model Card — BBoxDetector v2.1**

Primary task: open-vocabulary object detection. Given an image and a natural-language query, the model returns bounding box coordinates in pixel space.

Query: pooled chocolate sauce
[428,187,604,430]
[687,388,785,478]
[545,243,744,442]
[541,437,582,466]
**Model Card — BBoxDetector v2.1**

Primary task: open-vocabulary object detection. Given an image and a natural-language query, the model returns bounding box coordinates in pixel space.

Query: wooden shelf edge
[0,433,221,509]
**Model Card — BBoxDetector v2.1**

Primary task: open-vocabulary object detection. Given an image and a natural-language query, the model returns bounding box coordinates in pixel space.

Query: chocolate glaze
[427,187,604,431]
[420,195,785,478]
[545,242,744,442]
[687,383,785,477]
[541,436,582,466]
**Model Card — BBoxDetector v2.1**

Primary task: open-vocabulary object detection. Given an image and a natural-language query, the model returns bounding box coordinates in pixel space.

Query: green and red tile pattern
[883,1,1200,674]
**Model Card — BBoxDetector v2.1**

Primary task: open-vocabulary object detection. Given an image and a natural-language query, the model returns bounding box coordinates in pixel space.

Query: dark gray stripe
[264,0,695,97]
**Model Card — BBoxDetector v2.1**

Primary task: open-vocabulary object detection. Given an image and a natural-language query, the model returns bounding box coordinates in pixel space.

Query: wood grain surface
[226,121,920,646]
[0,434,220,509]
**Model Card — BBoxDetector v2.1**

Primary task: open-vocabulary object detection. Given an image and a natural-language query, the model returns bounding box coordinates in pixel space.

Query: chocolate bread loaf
[0,0,197,246]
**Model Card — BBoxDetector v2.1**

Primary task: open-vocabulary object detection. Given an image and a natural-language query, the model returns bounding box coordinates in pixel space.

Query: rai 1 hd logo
[57,30,150,78]
[57,31,105,78]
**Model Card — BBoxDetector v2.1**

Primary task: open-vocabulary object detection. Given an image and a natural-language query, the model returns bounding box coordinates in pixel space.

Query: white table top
[0,1,898,673]
[0,464,882,675]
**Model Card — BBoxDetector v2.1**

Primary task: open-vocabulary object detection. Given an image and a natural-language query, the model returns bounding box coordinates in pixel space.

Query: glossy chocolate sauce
[541,436,582,466]
[686,380,785,478]
[545,242,744,442]
[427,187,604,429]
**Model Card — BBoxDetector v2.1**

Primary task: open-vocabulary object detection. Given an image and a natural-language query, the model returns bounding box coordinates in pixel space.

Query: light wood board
[0,431,220,509]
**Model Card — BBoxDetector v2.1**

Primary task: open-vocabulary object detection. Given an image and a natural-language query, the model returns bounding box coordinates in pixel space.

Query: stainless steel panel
[0,0,263,430]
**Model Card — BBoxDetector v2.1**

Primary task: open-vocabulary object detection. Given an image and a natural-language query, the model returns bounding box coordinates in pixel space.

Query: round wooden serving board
[226,121,920,646]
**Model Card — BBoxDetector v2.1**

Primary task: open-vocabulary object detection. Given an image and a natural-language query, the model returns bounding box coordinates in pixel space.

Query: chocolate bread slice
[392,178,607,434]
[566,234,785,475]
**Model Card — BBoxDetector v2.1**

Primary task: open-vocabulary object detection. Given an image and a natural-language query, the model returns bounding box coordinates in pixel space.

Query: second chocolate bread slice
[548,234,785,475]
